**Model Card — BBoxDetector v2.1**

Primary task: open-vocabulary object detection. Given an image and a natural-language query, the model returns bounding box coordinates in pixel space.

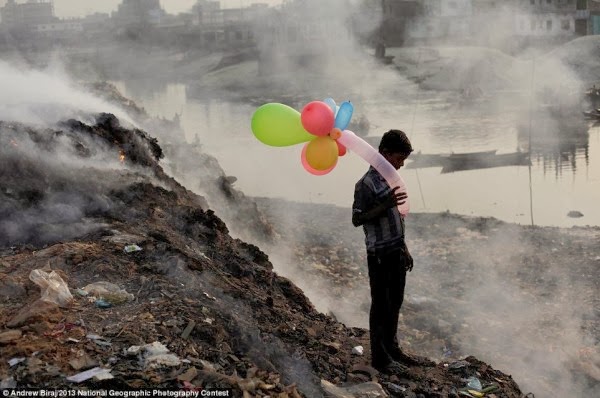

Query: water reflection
[517,110,590,178]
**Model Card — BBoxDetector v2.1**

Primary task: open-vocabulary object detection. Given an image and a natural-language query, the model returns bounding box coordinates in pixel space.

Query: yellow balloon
[305,136,338,171]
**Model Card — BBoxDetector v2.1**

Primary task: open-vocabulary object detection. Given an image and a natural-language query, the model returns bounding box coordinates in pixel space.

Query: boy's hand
[405,251,413,272]
[384,186,407,209]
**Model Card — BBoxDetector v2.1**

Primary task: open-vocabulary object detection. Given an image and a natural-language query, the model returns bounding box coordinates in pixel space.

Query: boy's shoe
[391,348,435,367]
[373,360,410,376]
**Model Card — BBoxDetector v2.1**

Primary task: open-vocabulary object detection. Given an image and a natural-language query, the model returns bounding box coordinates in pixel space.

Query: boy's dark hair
[379,129,413,156]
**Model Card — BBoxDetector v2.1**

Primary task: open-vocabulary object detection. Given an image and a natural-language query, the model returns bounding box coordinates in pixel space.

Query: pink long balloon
[338,130,409,215]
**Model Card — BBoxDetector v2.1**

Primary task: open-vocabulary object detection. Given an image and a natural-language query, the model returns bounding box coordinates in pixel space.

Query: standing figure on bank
[351,129,431,375]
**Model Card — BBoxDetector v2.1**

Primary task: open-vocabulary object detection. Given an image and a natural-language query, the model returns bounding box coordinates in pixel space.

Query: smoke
[432,224,599,397]
[224,0,419,105]
[0,60,164,247]
[0,59,136,127]
[0,122,116,246]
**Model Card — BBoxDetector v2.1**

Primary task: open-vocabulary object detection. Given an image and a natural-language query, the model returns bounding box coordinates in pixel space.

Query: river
[113,79,600,229]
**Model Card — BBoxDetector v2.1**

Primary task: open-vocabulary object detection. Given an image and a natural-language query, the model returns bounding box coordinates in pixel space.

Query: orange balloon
[305,136,339,170]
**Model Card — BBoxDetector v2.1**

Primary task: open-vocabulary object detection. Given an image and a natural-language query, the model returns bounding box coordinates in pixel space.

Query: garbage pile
[0,114,524,397]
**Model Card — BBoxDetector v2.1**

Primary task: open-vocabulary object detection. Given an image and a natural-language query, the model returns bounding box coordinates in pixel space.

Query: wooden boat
[441,151,530,173]
[405,150,529,173]
[406,150,497,169]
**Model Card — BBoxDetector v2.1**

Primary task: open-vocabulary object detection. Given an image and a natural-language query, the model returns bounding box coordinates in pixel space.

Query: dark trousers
[367,249,407,367]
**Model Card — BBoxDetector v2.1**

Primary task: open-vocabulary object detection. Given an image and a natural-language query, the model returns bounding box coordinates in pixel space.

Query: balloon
[301,101,335,137]
[338,130,409,215]
[329,127,342,140]
[305,136,339,170]
[323,97,337,116]
[301,143,336,175]
[251,103,315,147]
[336,141,347,156]
[334,101,354,130]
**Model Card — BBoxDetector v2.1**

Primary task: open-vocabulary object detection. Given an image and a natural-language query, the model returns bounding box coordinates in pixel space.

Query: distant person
[351,129,431,375]
[375,40,386,59]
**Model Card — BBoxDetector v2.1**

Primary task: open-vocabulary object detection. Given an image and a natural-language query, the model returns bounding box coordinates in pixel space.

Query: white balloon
[338,130,409,216]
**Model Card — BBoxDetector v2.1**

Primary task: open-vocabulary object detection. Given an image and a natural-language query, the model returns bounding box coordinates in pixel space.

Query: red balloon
[301,101,335,137]
[336,141,347,156]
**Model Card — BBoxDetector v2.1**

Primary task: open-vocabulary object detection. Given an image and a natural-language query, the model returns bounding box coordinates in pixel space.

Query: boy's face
[384,151,409,170]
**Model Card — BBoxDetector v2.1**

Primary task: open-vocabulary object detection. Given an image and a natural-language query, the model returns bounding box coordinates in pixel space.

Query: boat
[405,150,529,173]
[441,151,530,173]
[405,150,497,169]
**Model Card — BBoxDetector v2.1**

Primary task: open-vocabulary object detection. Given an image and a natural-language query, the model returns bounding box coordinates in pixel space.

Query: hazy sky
[0,0,284,18]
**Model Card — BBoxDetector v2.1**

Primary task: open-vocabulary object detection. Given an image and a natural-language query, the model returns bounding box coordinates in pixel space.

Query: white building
[515,0,576,36]
[410,0,473,40]
[34,20,83,35]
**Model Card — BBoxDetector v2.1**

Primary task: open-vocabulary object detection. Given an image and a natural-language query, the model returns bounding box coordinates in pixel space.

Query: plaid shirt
[353,166,405,255]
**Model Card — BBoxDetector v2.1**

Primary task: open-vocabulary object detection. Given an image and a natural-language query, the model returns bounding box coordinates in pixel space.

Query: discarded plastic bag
[124,244,142,253]
[127,342,181,369]
[29,269,73,307]
[82,282,134,305]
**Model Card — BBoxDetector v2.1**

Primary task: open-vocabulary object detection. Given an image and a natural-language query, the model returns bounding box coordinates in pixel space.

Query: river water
[113,80,600,228]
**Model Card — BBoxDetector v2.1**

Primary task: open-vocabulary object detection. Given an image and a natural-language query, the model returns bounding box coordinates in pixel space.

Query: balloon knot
[329,128,342,140]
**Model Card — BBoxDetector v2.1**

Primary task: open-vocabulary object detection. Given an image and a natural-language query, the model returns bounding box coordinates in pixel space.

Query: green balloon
[251,103,315,147]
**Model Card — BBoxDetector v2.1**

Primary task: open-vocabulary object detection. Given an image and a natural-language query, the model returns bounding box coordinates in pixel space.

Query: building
[112,0,166,26]
[34,20,83,37]
[576,0,600,35]
[0,0,56,28]
[380,0,422,45]
[191,0,220,26]
[515,0,577,37]
[254,0,354,74]
[189,1,268,48]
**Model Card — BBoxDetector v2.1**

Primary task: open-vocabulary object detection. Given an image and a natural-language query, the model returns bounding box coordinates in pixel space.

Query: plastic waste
[82,281,134,305]
[86,334,112,347]
[448,360,470,371]
[8,358,26,367]
[352,346,364,356]
[124,244,142,253]
[95,299,112,309]
[66,367,113,383]
[466,376,482,390]
[29,269,73,307]
[142,342,181,369]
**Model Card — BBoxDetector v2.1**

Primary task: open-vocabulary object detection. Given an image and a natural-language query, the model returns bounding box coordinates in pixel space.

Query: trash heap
[0,114,524,397]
